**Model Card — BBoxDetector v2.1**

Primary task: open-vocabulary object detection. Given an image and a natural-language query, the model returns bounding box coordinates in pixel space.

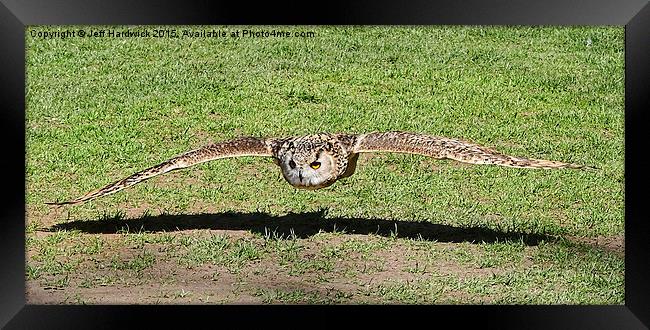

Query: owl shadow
[50,209,553,246]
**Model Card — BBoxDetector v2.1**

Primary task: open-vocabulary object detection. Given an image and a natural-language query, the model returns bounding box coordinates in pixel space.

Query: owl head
[277,139,338,189]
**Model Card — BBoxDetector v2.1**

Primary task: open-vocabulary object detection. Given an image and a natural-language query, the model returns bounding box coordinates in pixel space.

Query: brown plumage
[48,137,274,205]
[47,131,593,205]
[353,132,587,169]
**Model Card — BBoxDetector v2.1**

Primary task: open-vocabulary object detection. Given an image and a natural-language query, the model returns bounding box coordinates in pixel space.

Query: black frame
[2,0,648,328]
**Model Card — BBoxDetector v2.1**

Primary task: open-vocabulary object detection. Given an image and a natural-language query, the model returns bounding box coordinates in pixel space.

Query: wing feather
[353,131,591,170]
[47,137,277,205]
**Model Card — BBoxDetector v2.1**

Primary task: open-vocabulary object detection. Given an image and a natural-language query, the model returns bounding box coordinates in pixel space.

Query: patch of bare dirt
[27,231,434,304]
[28,204,68,229]
[27,263,253,304]
[27,215,612,305]
[567,234,624,257]
[27,235,261,304]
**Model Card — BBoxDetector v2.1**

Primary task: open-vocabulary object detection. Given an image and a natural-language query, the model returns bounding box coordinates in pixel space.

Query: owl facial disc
[277,138,339,189]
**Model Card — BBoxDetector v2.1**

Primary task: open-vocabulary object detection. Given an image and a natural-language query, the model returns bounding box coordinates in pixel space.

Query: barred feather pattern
[352,132,589,169]
[48,132,592,206]
[47,137,273,205]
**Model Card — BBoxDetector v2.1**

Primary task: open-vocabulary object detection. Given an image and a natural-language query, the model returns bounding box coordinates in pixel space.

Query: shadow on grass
[48,210,554,246]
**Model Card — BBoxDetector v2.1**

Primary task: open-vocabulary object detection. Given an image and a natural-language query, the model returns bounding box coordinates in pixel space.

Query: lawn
[25,26,624,304]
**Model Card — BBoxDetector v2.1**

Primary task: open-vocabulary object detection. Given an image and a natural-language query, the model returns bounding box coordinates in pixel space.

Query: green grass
[26,26,624,304]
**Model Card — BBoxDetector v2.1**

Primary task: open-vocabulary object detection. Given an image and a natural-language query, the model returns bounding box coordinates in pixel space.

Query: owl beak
[298,170,304,183]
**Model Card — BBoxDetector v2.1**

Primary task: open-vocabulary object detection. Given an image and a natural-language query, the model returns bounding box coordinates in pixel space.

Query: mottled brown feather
[48,131,593,206]
[353,131,590,169]
[47,137,275,205]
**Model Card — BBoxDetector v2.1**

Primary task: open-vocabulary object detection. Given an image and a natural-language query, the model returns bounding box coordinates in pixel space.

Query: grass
[26,26,624,304]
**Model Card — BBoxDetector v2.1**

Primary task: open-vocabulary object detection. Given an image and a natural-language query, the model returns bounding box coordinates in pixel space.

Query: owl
[47,131,592,205]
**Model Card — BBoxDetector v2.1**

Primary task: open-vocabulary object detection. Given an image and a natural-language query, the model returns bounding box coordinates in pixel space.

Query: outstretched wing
[47,137,278,205]
[352,131,592,169]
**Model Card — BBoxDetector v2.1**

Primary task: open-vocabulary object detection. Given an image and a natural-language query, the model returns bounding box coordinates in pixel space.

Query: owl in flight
[48,131,591,205]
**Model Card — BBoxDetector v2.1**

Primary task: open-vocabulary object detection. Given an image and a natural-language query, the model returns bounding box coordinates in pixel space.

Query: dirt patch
[567,234,624,257]
[26,213,623,305]
[27,263,251,304]
[26,234,260,304]
[28,204,68,229]
[26,230,425,304]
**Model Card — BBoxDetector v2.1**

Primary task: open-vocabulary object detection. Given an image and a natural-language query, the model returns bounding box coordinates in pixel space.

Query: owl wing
[351,131,591,169]
[47,137,279,205]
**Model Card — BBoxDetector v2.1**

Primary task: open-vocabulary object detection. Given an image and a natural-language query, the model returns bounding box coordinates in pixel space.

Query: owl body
[49,131,592,206]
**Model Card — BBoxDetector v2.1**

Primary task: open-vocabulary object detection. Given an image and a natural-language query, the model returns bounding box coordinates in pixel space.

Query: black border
[2,0,648,328]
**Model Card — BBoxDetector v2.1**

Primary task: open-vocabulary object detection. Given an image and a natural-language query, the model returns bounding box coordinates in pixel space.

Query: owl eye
[310,161,321,169]
[289,160,296,169]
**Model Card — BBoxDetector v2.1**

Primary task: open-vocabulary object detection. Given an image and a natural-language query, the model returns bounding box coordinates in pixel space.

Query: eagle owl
[48,131,591,205]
